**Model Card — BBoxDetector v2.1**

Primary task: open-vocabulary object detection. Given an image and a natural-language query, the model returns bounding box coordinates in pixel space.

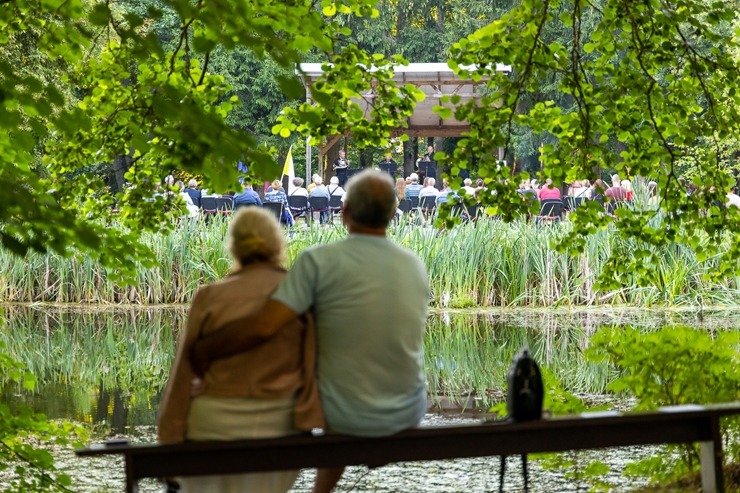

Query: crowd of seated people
[152,169,740,229]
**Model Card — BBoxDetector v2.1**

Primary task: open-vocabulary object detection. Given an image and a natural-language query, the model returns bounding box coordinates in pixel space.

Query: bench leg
[125,457,138,493]
[700,417,724,493]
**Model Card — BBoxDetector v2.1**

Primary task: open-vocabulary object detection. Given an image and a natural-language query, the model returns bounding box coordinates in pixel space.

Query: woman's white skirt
[180,395,299,493]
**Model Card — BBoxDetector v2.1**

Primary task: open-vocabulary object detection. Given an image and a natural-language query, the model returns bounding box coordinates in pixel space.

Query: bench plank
[77,404,740,493]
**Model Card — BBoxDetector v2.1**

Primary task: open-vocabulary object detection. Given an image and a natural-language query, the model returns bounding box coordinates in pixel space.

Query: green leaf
[88,2,111,26]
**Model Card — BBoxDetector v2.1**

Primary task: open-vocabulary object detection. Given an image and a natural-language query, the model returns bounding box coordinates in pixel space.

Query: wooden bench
[76,403,740,493]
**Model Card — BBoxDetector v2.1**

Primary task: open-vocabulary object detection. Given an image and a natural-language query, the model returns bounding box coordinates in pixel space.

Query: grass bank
[1,217,738,306]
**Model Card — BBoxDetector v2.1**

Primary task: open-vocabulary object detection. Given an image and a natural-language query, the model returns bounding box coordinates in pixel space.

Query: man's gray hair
[345,169,396,228]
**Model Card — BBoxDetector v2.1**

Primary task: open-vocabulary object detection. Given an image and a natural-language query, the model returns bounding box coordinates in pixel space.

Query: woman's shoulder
[206,265,286,293]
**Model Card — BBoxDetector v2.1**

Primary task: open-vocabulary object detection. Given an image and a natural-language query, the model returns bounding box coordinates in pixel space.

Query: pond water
[2,305,739,492]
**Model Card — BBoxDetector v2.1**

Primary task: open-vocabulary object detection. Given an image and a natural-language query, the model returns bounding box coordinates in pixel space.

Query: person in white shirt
[175,180,199,218]
[419,177,439,199]
[727,189,740,208]
[462,178,476,196]
[289,177,309,198]
[570,180,590,198]
[327,176,345,198]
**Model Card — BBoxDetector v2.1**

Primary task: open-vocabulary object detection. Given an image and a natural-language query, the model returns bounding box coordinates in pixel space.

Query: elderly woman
[158,208,323,493]
[395,177,407,203]
[264,179,294,226]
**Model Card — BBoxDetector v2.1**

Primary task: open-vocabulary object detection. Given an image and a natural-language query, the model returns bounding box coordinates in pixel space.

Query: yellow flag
[282,146,295,193]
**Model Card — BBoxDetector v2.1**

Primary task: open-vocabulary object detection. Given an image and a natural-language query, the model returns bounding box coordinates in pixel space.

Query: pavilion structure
[296,62,512,183]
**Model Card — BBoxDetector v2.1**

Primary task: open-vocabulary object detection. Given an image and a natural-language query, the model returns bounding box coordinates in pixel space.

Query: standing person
[416,145,436,182]
[190,170,429,493]
[332,150,349,187]
[158,207,323,493]
[378,153,398,180]
[423,144,435,162]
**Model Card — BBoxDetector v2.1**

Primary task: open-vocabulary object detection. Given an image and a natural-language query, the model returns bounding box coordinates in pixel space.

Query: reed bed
[4,306,739,417]
[0,216,738,306]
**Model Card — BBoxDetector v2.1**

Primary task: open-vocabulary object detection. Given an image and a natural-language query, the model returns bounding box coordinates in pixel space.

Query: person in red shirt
[537,178,562,200]
[605,182,627,201]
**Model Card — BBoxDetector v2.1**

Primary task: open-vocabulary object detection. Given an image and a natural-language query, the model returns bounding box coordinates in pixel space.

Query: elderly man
[233,182,262,209]
[405,172,423,199]
[190,170,429,493]
[309,175,332,224]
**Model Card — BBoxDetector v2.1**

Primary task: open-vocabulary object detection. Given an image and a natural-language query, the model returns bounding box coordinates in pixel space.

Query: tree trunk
[403,137,416,177]
[359,147,373,168]
[324,143,340,183]
[112,154,130,193]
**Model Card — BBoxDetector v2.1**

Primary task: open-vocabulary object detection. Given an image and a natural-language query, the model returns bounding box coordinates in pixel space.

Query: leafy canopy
[1,0,740,285]
[0,0,417,280]
[436,0,740,288]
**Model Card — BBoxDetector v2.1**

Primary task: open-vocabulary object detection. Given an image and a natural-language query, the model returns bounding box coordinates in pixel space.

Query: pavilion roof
[297,63,512,137]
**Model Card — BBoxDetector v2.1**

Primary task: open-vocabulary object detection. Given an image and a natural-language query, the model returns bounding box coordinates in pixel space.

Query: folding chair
[201,196,217,215]
[419,195,437,222]
[537,199,564,223]
[262,202,284,223]
[329,195,343,221]
[309,196,331,224]
[215,196,233,215]
[288,195,311,225]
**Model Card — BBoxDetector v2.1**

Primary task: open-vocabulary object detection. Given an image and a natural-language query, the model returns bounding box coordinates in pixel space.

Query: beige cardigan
[157,263,323,443]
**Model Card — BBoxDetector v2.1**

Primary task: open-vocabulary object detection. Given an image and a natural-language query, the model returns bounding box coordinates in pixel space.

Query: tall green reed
[0,217,737,306]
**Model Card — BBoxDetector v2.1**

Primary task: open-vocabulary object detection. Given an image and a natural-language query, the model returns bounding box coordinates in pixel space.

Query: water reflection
[1,305,739,432]
[0,306,185,433]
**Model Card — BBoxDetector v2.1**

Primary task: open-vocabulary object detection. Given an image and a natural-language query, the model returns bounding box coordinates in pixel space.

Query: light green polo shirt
[273,234,429,436]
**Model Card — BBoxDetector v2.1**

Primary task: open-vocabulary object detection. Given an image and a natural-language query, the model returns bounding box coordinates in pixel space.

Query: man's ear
[342,203,351,223]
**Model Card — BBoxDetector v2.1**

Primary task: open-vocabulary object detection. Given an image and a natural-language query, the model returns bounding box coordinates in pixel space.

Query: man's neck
[347,224,387,237]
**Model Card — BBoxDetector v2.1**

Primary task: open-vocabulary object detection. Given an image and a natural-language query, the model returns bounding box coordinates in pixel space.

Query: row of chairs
[199,195,344,225]
[400,196,479,220]
[201,196,234,214]
[285,195,343,225]
[535,196,626,222]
